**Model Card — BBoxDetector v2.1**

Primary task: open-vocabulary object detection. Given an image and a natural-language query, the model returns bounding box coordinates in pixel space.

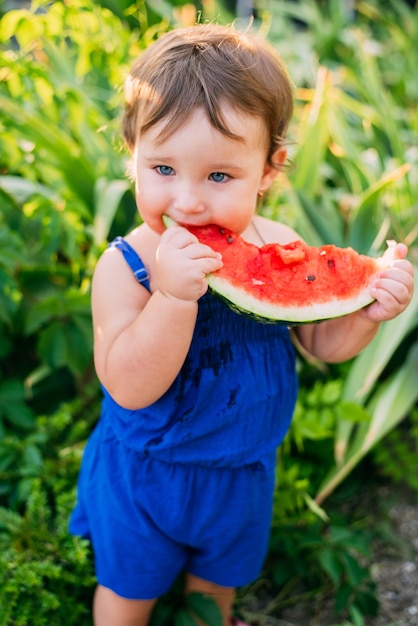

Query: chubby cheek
[221,202,257,235]
[135,187,166,234]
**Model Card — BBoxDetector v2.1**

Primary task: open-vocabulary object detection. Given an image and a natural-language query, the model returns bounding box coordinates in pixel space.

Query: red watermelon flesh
[164,218,398,324]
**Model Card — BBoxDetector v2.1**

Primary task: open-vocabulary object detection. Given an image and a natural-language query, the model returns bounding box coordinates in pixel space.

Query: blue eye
[156,165,173,176]
[210,172,228,183]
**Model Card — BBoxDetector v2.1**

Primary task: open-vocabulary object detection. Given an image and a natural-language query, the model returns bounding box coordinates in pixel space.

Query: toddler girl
[70,23,414,626]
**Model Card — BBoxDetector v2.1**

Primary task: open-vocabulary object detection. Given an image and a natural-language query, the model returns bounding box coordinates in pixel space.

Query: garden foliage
[0,0,417,624]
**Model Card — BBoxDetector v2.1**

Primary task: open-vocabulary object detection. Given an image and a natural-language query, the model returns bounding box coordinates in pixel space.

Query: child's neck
[250,218,266,246]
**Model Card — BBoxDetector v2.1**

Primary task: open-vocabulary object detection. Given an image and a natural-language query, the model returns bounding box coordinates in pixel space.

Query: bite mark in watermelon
[163,217,398,324]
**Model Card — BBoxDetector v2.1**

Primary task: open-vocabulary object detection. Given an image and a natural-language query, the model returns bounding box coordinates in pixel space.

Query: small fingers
[160,227,222,261]
[156,227,223,302]
[367,260,415,321]
[160,225,198,248]
[184,242,223,262]
[196,255,224,275]
[370,282,407,312]
[392,242,408,260]
[389,258,414,275]
[372,262,414,303]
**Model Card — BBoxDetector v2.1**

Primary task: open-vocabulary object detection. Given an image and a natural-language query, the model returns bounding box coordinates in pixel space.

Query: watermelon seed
[227,235,234,243]
[306,275,316,282]
[218,227,226,235]
[327,259,336,269]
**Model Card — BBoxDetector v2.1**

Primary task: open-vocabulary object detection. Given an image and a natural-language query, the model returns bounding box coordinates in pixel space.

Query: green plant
[1,1,417,624]
[266,519,378,618]
[262,0,418,508]
[0,0,146,442]
[150,584,223,626]
[373,407,418,491]
[253,374,377,620]
[316,318,418,504]
[0,481,95,626]
[0,387,224,626]
[0,391,99,625]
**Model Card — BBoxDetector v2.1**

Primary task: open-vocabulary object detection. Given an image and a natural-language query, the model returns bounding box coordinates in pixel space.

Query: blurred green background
[0,1,417,624]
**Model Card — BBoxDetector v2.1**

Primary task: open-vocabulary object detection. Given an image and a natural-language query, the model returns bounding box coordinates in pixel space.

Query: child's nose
[173,184,205,214]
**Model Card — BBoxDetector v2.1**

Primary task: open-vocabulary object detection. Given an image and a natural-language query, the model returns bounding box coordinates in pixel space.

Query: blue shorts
[69,421,277,600]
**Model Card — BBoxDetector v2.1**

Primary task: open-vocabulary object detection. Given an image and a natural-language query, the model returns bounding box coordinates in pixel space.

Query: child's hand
[360,243,415,323]
[156,225,223,302]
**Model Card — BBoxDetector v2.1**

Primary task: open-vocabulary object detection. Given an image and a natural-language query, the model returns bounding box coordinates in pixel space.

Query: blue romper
[69,237,298,600]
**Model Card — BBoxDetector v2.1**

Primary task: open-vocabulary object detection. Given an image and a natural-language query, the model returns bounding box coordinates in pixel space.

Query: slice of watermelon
[163,217,398,324]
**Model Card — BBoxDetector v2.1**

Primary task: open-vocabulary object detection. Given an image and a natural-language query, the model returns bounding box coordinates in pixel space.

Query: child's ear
[260,147,287,191]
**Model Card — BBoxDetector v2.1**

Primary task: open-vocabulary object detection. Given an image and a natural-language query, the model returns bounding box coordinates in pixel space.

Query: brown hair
[122,24,293,165]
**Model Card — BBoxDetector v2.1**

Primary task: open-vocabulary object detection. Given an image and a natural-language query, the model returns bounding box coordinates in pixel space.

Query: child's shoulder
[94,224,159,282]
[251,215,301,245]
[123,223,160,252]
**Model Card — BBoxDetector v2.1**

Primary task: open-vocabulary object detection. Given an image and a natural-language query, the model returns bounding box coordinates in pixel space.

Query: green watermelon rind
[207,275,376,325]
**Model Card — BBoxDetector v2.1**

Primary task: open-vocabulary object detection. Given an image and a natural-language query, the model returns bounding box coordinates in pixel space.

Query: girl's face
[133,107,284,235]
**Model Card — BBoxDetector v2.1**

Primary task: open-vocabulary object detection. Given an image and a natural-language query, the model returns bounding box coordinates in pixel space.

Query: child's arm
[92,226,223,409]
[294,244,414,362]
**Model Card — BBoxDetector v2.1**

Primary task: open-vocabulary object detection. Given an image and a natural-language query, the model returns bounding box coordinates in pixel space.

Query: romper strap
[108,236,151,292]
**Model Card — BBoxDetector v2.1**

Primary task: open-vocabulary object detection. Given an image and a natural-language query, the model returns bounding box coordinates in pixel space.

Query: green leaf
[340,552,365,587]
[93,178,131,244]
[319,547,342,584]
[0,175,60,205]
[349,603,367,626]
[0,270,21,323]
[3,403,36,430]
[37,316,92,374]
[38,322,68,369]
[185,592,223,626]
[23,445,43,470]
[148,599,175,626]
[294,191,344,246]
[25,290,91,335]
[0,447,18,472]
[0,95,96,210]
[329,527,370,556]
[334,582,354,613]
[343,274,418,404]
[334,269,418,466]
[65,317,93,374]
[336,402,370,424]
[0,380,35,430]
[174,608,198,626]
[0,379,24,405]
[302,492,329,522]
[316,340,418,504]
[362,342,418,448]
[349,164,411,253]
